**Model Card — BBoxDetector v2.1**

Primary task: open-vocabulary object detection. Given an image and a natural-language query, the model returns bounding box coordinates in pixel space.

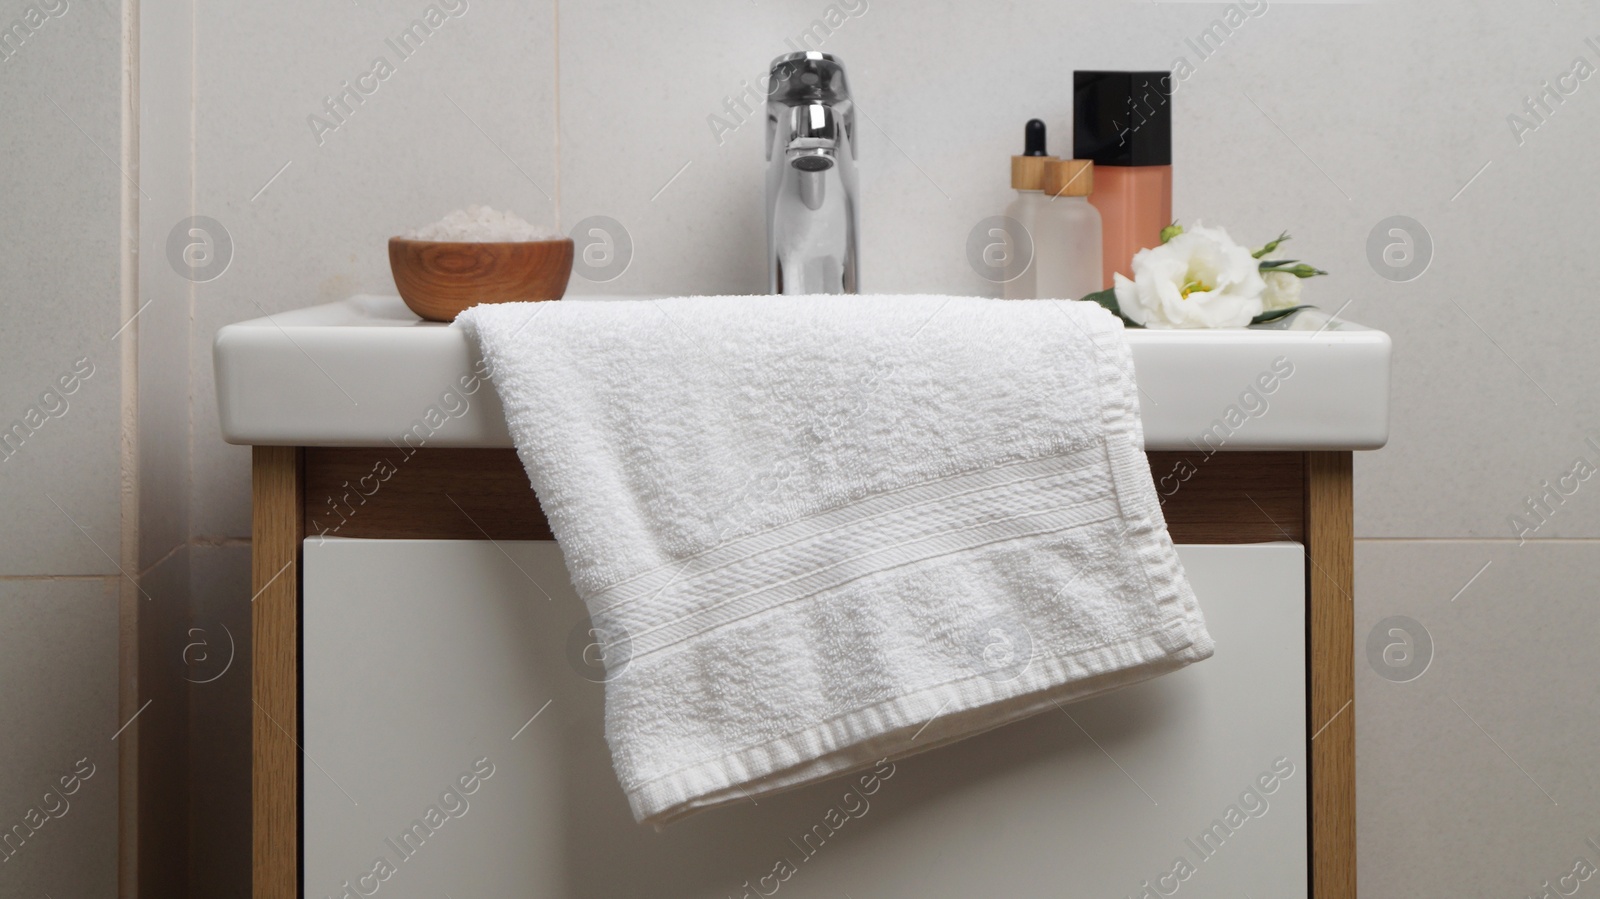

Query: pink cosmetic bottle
[1074,71,1173,290]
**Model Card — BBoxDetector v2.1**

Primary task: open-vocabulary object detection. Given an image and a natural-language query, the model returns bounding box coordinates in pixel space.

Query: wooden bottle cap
[1044,159,1094,197]
[1011,155,1057,191]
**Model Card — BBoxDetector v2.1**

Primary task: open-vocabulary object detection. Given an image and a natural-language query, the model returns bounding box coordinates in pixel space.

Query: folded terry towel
[456,294,1213,827]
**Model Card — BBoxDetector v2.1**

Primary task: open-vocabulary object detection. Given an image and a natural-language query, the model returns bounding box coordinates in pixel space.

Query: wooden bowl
[388,237,574,322]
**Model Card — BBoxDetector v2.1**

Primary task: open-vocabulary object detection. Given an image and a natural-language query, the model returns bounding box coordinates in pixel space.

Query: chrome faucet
[766,51,858,294]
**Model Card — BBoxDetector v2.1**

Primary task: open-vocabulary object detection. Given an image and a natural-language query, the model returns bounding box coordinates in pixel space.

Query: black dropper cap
[1073,71,1172,167]
[1023,118,1048,156]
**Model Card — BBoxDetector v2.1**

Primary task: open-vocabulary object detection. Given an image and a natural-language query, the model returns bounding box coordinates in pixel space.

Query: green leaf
[1252,231,1291,259]
[1260,262,1328,278]
[1081,288,1143,328]
[1250,304,1314,325]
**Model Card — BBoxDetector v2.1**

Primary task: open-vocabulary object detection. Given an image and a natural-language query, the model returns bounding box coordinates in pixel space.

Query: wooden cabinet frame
[252,447,1355,898]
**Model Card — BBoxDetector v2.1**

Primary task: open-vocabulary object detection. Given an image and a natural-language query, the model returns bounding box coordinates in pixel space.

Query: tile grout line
[1355,537,1600,543]
[118,2,145,896]
[0,575,125,583]
[119,0,141,596]
[552,0,561,229]
[184,0,199,606]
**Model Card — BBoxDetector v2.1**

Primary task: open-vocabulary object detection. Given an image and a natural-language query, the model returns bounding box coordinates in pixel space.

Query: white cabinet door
[304,538,1306,899]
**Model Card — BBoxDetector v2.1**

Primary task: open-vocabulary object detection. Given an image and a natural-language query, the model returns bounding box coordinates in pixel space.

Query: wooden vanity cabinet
[250,447,1355,898]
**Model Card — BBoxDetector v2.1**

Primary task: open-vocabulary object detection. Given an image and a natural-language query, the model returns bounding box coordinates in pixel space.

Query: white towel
[456,295,1213,827]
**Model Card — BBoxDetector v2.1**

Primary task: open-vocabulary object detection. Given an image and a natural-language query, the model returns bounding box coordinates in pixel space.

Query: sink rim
[215,295,1391,451]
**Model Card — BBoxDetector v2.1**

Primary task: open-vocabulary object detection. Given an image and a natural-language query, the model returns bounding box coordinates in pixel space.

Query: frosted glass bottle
[1002,189,1051,299]
[1033,159,1104,301]
[1002,146,1055,300]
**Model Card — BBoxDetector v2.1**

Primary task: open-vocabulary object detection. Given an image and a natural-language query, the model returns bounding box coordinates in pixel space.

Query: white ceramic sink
[214,294,1390,451]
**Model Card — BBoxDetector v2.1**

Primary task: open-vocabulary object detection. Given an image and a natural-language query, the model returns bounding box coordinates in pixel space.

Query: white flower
[1261,270,1303,311]
[1112,223,1267,329]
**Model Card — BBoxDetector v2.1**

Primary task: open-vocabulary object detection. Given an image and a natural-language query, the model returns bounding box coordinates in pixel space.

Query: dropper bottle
[1002,119,1056,299]
[1034,159,1103,301]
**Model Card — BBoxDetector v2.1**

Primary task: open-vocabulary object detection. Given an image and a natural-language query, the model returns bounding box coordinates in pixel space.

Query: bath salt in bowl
[403,205,565,242]
[390,205,573,322]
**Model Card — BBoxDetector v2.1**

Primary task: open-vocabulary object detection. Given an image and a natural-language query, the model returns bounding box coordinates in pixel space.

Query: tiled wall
[9,0,1597,894]
[0,0,124,892]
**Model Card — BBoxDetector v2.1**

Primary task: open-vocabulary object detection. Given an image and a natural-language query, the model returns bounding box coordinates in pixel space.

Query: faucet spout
[766,52,858,294]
